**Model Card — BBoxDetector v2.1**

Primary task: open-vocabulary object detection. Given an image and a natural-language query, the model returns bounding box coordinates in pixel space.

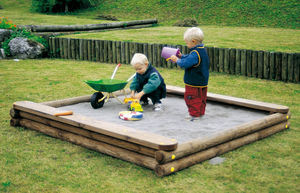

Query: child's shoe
[141,100,149,106]
[184,115,201,121]
[153,103,162,111]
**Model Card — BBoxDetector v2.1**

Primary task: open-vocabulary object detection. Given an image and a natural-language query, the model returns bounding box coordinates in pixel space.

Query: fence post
[275,52,282,81]
[246,50,252,77]
[235,49,241,75]
[229,48,236,74]
[214,47,219,72]
[224,48,230,74]
[263,52,270,79]
[294,53,300,82]
[269,52,275,80]
[257,51,264,79]
[281,53,288,82]
[252,51,258,77]
[287,53,294,82]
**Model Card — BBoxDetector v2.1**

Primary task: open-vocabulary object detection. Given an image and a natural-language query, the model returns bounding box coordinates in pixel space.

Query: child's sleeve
[142,72,161,94]
[129,74,138,91]
[177,52,199,69]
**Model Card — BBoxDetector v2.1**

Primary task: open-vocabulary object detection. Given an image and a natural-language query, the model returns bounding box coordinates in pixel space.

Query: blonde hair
[183,27,204,43]
[131,53,149,66]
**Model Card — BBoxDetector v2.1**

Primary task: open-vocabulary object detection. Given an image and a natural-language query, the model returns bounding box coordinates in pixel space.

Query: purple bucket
[161,47,180,62]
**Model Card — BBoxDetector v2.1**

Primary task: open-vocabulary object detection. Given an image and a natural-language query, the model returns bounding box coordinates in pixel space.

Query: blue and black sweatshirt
[177,44,209,87]
[130,64,166,98]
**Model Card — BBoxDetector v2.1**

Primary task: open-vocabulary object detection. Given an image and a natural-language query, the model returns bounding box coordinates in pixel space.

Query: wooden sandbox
[10,85,291,177]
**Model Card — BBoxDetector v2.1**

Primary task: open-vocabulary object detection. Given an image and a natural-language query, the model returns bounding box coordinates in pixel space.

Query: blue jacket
[177,44,209,86]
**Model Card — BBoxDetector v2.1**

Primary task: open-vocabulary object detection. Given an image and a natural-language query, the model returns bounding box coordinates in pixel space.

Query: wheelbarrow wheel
[91,92,105,109]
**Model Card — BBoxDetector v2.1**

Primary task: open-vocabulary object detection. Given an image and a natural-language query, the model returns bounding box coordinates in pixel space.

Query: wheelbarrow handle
[111,63,122,79]
[127,73,136,82]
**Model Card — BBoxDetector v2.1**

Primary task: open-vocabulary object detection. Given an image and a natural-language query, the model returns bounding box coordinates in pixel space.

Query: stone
[8,37,45,59]
[0,29,12,42]
[209,157,226,165]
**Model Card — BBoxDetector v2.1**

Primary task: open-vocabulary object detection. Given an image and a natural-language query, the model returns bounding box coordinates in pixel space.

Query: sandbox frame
[10,85,291,177]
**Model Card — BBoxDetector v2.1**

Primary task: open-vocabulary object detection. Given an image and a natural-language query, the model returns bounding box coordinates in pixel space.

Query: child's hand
[134,91,145,100]
[130,91,135,98]
[177,51,182,58]
[170,55,178,62]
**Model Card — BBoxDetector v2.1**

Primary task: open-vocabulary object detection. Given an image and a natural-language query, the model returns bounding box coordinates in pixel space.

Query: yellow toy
[123,98,143,112]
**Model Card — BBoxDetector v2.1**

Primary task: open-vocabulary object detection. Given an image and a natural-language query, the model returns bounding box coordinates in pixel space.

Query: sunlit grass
[62,26,300,53]
[0,59,299,192]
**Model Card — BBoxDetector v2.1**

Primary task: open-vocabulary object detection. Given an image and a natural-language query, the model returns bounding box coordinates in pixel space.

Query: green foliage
[1,28,48,56]
[31,0,99,13]
[0,17,17,30]
[96,0,300,29]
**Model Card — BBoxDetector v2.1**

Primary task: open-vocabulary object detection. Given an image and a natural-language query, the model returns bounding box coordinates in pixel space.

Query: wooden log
[75,39,80,60]
[117,41,121,64]
[10,118,20,127]
[269,52,275,80]
[112,41,117,63]
[10,108,20,118]
[213,47,219,72]
[294,53,300,82]
[155,121,290,177]
[13,101,178,151]
[257,51,264,79]
[287,53,294,82]
[129,42,135,62]
[41,95,91,107]
[103,40,108,63]
[208,47,214,72]
[153,44,158,67]
[79,39,84,60]
[95,40,100,62]
[19,111,156,157]
[50,37,56,57]
[108,40,113,63]
[275,52,282,81]
[63,38,68,59]
[240,49,247,76]
[281,53,288,82]
[70,39,76,60]
[18,118,157,170]
[87,40,92,61]
[252,51,258,77]
[83,39,88,61]
[219,48,225,73]
[246,50,252,77]
[166,85,290,113]
[158,44,163,68]
[148,43,153,65]
[263,51,270,79]
[125,42,130,64]
[24,19,158,32]
[121,41,126,64]
[224,48,230,73]
[229,48,236,74]
[91,40,96,61]
[67,38,71,59]
[235,49,241,75]
[155,111,290,164]
[55,38,60,58]
[59,38,64,58]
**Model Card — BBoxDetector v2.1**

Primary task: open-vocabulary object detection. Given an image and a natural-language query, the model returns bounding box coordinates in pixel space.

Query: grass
[62,26,300,53]
[0,59,299,192]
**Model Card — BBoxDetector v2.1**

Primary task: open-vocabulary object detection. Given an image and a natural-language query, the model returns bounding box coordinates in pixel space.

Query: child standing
[130,53,166,111]
[170,27,209,121]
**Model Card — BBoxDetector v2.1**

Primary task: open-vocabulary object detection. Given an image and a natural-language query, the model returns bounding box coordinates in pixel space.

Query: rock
[0,48,6,59]
[209,157,226,165]
[0,29,13,42]
[8,37,45,59]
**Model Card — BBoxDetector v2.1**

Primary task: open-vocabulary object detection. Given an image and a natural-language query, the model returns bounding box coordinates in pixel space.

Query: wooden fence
[48,37,300,83]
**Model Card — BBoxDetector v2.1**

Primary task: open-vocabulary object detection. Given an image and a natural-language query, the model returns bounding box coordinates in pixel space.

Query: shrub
[31,0,98,13]
[173,18,199,27]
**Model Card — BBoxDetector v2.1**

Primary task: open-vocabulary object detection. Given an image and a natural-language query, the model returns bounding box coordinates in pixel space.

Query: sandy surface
[59,95,268,143]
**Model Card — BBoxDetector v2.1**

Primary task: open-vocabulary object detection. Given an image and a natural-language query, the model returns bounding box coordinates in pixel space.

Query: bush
[0,17,17,30]
[31,0,98,13]
[173,18,199,27]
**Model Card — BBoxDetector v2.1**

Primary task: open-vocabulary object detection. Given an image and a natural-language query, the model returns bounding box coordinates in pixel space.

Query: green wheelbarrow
[84,64,135,109]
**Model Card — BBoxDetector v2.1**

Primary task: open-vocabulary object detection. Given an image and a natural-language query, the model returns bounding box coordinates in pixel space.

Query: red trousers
[184,85,207,117]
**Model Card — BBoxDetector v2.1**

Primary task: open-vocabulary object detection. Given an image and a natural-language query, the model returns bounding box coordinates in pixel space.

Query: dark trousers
[184,85,207,117]
[139,89,163,105]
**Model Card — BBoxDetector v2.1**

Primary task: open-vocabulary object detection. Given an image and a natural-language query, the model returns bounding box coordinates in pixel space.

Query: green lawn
[0,59,299,192]
[62,26,300,53]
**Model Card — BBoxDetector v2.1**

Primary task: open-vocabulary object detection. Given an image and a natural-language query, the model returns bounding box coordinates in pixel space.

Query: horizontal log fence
[48,37,300,83]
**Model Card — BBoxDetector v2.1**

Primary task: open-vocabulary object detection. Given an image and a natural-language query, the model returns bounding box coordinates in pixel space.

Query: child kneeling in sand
[130,53,166,111]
